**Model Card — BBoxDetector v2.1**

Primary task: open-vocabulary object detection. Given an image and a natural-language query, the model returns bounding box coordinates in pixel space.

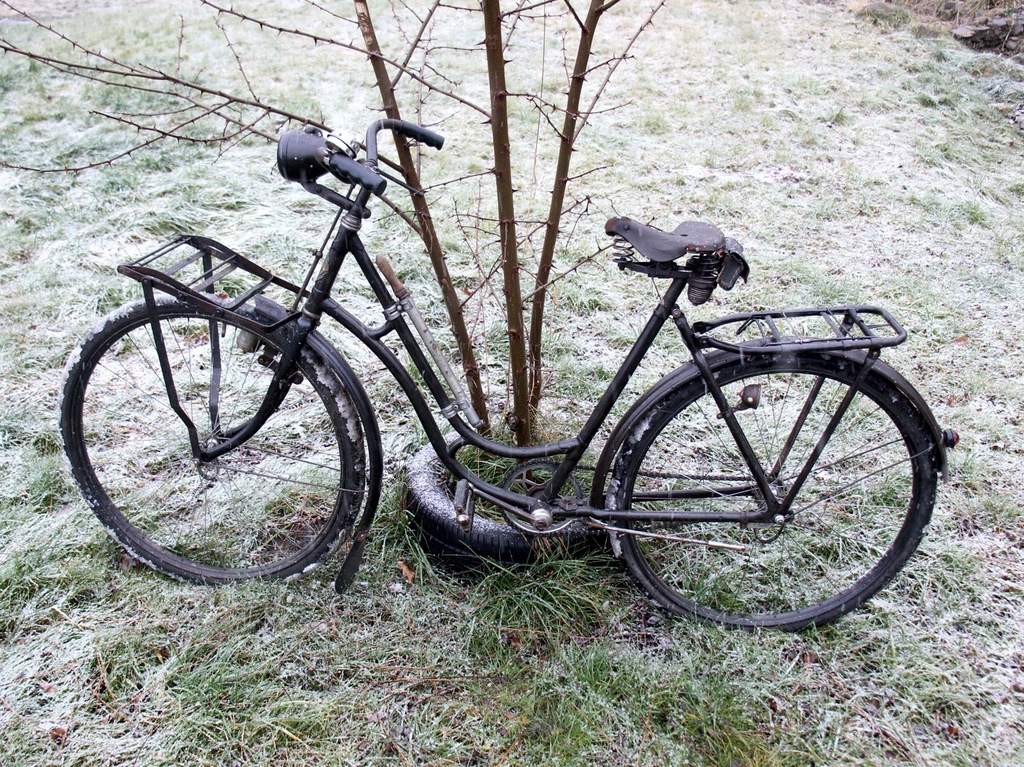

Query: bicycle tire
[608,351,939,630]
[60,297,365,582]
[405,443,597,566]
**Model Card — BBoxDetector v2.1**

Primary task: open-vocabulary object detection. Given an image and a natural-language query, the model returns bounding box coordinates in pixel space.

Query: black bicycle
[60,118,957,630]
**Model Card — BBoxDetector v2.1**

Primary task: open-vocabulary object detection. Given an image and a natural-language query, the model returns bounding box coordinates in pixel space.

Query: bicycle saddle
[605,216,726,261]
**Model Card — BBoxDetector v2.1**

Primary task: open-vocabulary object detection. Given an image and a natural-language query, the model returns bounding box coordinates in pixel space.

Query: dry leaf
[38,681,56,694]
[953,334,970,345]
[50,726,68,744]
[397,559,415,584]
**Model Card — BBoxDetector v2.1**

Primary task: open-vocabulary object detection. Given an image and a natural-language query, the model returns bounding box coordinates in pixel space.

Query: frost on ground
[1,0,1023,765]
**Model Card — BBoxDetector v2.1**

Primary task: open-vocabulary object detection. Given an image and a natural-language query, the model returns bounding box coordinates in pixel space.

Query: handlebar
[329,153,387,196]
[276,118,445,199]
[365,119,445,162]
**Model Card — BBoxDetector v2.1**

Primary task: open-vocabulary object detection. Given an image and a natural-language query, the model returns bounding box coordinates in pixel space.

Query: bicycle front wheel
[61,298,365,582]
[609,352,939,630]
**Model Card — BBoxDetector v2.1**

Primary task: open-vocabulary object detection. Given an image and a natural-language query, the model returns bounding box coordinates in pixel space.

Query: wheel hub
[196,459,221,481]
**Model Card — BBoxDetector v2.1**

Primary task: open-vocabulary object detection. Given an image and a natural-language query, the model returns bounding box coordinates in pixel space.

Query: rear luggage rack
[692,305,907,354]
[119,235,305,331]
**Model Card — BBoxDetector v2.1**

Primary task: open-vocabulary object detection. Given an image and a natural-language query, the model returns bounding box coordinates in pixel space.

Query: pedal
[454,479,475,533]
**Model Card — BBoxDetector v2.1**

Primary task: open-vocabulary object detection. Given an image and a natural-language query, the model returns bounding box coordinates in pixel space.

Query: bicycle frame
[175,217,840,534]
[126,202,945,545]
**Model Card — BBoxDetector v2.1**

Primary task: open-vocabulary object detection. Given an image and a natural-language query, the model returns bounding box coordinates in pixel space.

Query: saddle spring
[611,234,636,263]
[686,252,721,306]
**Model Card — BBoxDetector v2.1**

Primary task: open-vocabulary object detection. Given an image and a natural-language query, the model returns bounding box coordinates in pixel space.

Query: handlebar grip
[392,121,445,151]
[329,153,387,196]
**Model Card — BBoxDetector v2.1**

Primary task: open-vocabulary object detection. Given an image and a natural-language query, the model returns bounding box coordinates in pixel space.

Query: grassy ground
[1,1,1023,765]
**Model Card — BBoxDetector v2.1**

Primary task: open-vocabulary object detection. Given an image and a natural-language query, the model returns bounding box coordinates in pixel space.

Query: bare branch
[392,0,441,90]
[376,194,423,237]
[175,15,186,79]
[576,0,666,141]
[198,0,490,118]
[94,104,235,143]
[522,246,608,301]
[302,0,360,25]
[0,99,222,172]
[215,15,260,103]
[421,168,496,193]
[0,134,165,173]
[565,163,610,183]
[559,0,586,31]
[0,39,322,131]
[501,0,563,19]
[1,1,140,72]
[354,0,489,427]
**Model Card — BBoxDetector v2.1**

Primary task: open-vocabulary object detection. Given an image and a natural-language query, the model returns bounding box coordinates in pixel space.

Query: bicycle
[60,118,958,630]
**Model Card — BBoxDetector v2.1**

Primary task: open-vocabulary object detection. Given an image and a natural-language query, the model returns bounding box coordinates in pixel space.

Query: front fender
[254,295,384,525]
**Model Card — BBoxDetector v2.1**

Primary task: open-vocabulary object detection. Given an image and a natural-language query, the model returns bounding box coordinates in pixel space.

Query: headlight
[276,128,329,184]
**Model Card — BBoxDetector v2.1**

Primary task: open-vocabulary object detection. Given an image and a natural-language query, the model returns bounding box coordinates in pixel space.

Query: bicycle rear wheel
[61,298,365,582]
[609,352,939,630]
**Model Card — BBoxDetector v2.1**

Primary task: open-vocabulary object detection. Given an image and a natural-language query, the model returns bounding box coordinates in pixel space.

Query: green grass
[2,0,1024,765]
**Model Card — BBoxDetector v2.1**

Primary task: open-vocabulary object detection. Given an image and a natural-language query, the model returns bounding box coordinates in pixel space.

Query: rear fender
[590,349,949,512]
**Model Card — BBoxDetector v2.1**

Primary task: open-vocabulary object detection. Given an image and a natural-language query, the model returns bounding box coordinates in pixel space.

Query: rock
[939,1,960,21]
[855,2,903,22]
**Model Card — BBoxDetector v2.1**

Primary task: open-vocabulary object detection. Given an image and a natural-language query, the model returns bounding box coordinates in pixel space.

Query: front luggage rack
[692,305,907,354]
[119,235,305,331]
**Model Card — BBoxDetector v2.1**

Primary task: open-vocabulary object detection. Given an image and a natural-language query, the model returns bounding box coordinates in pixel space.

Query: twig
[215,15,260,103]
[0,41,320,131]
[501,0,562,19]
[576,0,666,141]
[392,0,441,90]
[523,246,608,301]
[198,0,490,117]
[559,0,586,31]
[0,132,165,173]
[378,194,423,237]
[302,0,360,25]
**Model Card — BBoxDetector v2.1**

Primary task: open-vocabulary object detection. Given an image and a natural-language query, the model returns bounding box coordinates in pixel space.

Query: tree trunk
[528,0,604,417]
[354,0,490,430]
[481,0,532,445]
